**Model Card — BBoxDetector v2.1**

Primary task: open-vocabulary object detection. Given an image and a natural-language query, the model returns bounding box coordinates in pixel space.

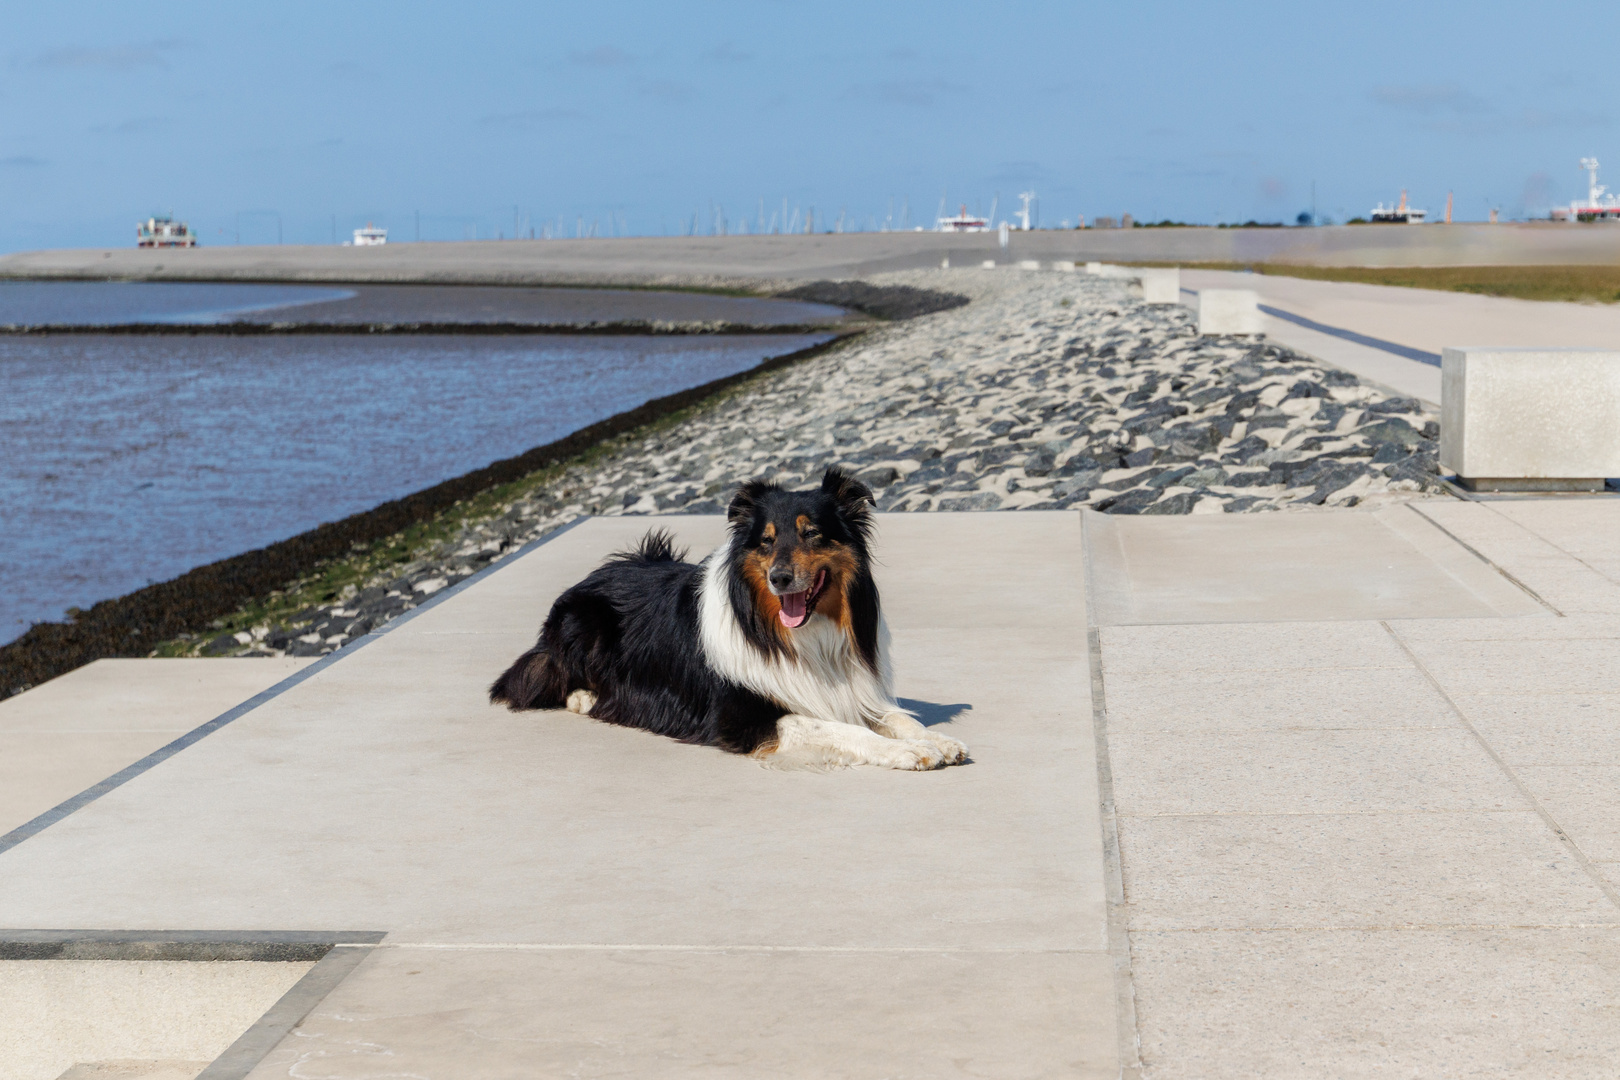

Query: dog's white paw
[923,733,969,765]
[885,740,947,771]
[565,689,597,715]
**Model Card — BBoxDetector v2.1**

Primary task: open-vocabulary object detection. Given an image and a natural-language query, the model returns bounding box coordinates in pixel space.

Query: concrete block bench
[1138,268,1180,304]
[1440,347,1620,491]
[1197,289,1263,335]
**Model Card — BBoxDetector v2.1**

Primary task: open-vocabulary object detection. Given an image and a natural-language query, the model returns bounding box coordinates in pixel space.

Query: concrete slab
[0,658,312,836]
[1084,504,1549,626]
[1129,928,1620,1079]
[1120,810,1618,930]
[244,946,1117,1080]
[0,513,1113,1078]
[0,959,311,1080]
[1095,496,1620,1077]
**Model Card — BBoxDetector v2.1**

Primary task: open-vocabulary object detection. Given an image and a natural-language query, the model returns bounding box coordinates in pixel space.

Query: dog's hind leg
[868,708,969,765]
[489,647,570,711]
[753,714,947,771]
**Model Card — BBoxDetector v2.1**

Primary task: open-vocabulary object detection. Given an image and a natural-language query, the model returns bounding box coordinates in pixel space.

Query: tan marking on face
[812,544,861,632]
[741,549,793,648]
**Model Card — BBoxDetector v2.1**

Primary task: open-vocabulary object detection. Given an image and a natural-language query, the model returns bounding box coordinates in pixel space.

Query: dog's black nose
[769,567,796,591]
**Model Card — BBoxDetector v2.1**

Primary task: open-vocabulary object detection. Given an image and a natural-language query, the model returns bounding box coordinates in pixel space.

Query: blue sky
[1,1,1612,251]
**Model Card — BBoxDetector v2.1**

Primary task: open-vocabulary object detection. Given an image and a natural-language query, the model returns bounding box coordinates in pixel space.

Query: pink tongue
[778,590,808,628]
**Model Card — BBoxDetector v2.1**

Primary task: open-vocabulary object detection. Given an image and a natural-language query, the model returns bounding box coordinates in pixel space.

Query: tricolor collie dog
[489,468,967,770]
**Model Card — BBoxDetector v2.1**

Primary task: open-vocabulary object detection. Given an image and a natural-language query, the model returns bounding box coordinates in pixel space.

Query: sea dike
[211,268,1442,659]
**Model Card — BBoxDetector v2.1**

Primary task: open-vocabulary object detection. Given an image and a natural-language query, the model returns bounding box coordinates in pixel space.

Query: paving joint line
[0,516,589,857]
[368,943,1095,953]
[1405,502,1564,616]
[1081,510,1144,1080]
[1473,498,1620,591]
[1381,619,1620,913]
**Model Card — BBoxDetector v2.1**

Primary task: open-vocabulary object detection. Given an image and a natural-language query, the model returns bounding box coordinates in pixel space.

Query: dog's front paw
[565,689,597,715]
[924,733,969,765]
[886,740,947,771]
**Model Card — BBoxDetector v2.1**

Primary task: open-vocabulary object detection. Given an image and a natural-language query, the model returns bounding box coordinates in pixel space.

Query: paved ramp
[0,513,1113,1079]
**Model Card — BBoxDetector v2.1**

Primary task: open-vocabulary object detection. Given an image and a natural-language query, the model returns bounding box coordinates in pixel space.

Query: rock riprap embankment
[212,269,1443,657]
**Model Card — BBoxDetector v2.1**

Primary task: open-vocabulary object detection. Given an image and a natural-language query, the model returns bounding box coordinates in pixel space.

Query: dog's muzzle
[775,568,828,629]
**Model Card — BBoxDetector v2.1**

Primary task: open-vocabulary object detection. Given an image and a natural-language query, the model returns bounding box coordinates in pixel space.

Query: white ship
[136,214,197,247]
[1560,158,1620,221]
[1369,191,1427,224]
[936,203,990,233]
[351,223,387,246]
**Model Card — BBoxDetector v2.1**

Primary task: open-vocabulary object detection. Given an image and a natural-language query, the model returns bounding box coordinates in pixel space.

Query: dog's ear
[821,468,874,540]
[821,467,874,510]
[727,479,774,527]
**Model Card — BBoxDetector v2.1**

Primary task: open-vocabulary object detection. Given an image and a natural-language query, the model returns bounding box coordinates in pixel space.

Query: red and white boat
[136,215,197,247]
[936,204,991,233]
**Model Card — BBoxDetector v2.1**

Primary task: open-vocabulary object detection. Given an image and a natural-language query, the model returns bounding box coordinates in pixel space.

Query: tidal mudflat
[1,331,831,643]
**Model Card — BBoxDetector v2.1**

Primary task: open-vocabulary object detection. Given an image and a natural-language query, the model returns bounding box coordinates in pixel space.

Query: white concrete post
[1440,347,1620,491]
[1138,268,1181,304]
[1197,289,1263,335]
[1084,261,1103,274]
[1017,259,1041,270]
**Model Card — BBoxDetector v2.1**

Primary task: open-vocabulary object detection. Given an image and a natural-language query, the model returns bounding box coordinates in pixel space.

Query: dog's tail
[489,646,570,711]
[611,528,686,565]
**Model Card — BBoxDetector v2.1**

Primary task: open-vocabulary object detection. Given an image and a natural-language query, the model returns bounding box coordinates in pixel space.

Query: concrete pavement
[0,513,1113,1079]
[5,498,1620,1077]
[1183,269,1620,407]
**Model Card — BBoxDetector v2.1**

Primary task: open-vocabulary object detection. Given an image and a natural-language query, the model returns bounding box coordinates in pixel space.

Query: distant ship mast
[1014,191,1036,231]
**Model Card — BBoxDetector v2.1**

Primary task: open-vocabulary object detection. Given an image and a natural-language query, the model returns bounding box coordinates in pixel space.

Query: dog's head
[726,468,875,633]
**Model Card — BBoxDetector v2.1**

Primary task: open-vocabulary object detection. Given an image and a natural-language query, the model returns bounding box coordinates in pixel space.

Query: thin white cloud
[31,38,187,72]
[844,79,965,108]
[638,80,694,103]
[90,116,167,135]
[476,108,582,128]
[703,42,751,63]
[1371,83,1489,113]
[570,45,632,68]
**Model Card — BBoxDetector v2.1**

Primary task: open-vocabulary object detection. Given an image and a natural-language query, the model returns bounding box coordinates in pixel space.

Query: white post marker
[1440,347,1620,491]
[1084,261,1103,274]
[1197,289,1263,335]
[1138,267,1181,304]
[981,260,997,269]
[1018,259,1041,270]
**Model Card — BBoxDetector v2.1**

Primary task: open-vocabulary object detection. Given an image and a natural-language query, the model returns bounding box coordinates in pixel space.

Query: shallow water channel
[0,283,837,643]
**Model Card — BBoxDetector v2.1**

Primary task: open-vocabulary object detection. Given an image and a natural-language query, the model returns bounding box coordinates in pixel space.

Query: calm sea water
[0,283,835,643]
[0,280,847,326]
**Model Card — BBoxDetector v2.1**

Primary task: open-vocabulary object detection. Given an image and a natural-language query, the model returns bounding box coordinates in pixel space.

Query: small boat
[137,214,197,248]
[936,204,990,233]
[1369,191,1427,224]
[351,223,387,246]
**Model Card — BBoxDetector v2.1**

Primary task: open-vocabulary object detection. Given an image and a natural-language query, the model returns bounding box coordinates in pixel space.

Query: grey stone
[936,491,1002,511]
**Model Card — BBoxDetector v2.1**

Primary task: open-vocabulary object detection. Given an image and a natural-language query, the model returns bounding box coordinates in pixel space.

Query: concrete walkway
[5,499,1620,1077]
[1183,269,1620,407]
[0,513,1111,1079]
[1093,497,1620,1077]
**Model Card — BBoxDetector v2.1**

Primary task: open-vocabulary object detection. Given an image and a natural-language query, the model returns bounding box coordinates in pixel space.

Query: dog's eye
[801,528,820,542]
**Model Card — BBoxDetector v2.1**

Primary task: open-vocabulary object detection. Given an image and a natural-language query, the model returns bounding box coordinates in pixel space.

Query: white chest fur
[698,543,896,726]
